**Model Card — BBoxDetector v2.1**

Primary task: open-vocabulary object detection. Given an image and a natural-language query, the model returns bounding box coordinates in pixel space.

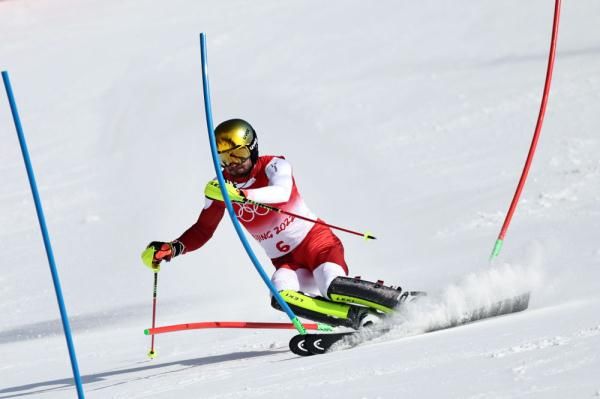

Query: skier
[142,119,412,329]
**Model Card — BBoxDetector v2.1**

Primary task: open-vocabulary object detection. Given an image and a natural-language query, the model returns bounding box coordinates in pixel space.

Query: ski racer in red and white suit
[143,119,414,329]
[177,155,349,298]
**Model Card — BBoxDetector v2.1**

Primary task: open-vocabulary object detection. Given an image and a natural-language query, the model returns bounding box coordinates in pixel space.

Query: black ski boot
[327,276,425,312]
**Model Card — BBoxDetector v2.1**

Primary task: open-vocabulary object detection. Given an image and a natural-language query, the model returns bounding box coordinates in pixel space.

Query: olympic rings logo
[236,202,269,222]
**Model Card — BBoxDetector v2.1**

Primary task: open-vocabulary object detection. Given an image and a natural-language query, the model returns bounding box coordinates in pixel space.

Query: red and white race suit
[178,156,348,296]
[177,155,348,295]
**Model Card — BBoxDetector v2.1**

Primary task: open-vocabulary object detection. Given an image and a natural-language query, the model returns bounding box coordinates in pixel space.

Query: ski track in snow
[490,324,600,359]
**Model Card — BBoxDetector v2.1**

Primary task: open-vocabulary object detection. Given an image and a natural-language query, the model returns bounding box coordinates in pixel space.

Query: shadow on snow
[0,349,286,398]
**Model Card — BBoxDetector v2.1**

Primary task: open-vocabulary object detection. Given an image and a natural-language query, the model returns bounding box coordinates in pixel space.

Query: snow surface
[1,0,600,397]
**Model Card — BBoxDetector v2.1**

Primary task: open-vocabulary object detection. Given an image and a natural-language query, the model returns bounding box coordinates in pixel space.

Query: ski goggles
[218,146,251,167]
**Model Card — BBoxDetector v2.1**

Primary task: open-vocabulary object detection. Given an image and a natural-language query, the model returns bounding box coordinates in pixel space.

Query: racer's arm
[176,199,225,253]
[244,157,293,204]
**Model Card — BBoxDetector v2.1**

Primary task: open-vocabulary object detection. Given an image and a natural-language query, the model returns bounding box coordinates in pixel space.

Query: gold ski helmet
[214,119,259,166]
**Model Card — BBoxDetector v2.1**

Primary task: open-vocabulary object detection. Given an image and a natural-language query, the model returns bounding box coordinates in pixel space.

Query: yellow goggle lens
[218,146,251,166]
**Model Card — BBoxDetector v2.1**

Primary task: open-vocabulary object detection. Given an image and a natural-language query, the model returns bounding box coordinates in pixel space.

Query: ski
[304,330,380,355]
[304,332,352,355]
[289,292,531,356]
[290,326,392,356]
[289,334,316,356]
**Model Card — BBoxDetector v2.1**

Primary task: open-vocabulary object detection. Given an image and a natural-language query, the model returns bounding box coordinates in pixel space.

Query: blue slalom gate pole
[198,33,306,335]
[2,71,85,398]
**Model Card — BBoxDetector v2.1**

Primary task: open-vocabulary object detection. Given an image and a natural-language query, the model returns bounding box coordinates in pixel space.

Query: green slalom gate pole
[199,33,306,335]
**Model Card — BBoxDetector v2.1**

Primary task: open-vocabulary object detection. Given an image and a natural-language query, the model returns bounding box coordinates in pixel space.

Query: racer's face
[224,158,253,177]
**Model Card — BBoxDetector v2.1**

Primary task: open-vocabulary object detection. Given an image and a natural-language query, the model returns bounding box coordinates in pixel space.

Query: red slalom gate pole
[144,321,333,336]
[490,0,562,260]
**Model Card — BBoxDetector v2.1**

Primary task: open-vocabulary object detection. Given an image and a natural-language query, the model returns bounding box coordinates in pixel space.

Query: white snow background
[1,0,599,398]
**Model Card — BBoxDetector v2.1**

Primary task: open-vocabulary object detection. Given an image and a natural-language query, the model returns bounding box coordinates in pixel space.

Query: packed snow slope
[1,0,599,398]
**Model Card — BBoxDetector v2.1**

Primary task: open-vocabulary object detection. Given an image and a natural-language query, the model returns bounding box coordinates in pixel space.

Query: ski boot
[327,276,426,313]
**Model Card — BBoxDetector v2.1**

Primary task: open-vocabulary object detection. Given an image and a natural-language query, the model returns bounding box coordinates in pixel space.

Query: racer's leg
[270,266,366,329]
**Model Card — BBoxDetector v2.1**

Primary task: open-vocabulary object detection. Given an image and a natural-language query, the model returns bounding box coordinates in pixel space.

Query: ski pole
[243,198,376,240]
[148,272,158,358]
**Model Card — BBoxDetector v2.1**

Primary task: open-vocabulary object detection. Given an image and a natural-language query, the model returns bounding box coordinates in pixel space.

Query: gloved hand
[141,240,185,272]
[204,179,246,203]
